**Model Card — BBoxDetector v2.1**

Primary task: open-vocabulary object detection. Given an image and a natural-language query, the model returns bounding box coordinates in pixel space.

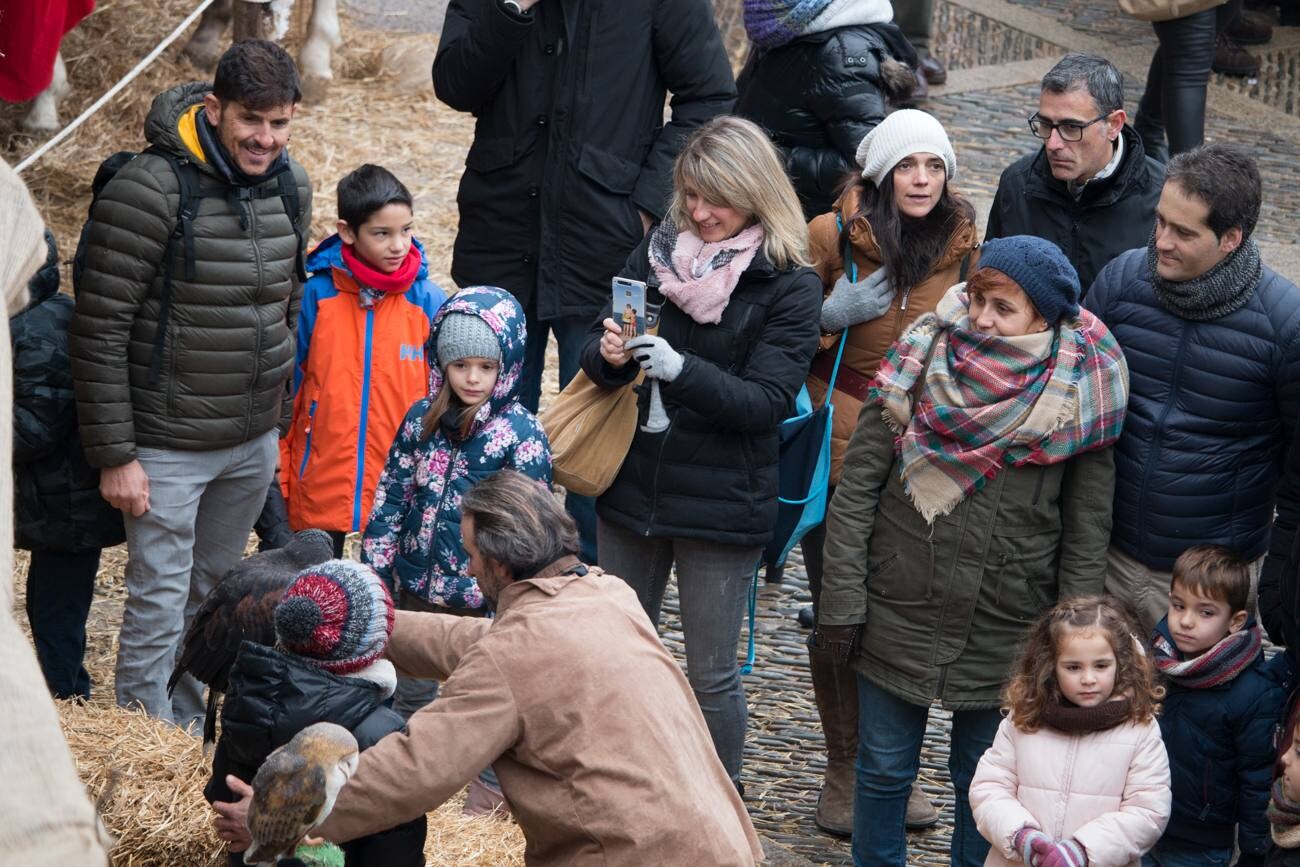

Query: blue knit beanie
[975,236,1081,326]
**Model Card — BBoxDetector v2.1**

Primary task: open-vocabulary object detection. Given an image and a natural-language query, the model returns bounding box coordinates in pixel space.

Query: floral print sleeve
[362,401,426,589]
[504,407,553,487]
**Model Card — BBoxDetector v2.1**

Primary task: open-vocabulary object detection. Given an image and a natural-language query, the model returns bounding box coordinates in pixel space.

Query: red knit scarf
[340,243,422,294]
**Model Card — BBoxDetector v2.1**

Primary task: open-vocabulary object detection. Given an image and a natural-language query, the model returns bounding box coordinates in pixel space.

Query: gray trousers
[893,0,935,54]
[115,430,278,730]
[597,518,759,785]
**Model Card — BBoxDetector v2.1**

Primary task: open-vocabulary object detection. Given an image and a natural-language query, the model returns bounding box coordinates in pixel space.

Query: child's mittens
[1013,827,1053,864]
[1036,839,1087,867]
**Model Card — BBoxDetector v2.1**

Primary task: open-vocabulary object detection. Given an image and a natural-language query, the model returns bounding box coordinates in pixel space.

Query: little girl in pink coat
[970,596,1172,867]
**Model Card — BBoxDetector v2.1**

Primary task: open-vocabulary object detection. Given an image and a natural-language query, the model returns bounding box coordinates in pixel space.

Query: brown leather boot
[1213,35,1262,76]
[809,651,857,837]
[462,775,510,819]
[906,780,939,829]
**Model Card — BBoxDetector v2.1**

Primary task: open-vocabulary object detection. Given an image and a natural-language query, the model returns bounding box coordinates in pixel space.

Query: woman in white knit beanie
[799,107,980,839]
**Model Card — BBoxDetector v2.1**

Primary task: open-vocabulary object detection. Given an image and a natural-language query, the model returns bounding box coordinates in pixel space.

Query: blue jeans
[518,298,598,565]
[853,676,1000,867]
[1142,842,1232,866]
[25,547,101,700]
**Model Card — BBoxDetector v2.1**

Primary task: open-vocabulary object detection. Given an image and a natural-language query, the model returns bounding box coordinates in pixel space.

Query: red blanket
[0,0,96,102]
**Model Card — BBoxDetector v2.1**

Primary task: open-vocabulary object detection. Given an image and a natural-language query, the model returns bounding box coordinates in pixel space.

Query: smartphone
[612,277,647,340]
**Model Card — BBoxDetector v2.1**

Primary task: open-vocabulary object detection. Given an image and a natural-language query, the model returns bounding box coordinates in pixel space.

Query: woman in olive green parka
[814,236,1128,867]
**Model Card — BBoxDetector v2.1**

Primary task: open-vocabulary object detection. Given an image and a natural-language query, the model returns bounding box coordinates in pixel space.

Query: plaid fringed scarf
[1152,624,1262,689]
[870,284,1129,523]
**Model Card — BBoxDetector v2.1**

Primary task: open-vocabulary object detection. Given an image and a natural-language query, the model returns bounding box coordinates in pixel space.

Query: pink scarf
[648,219,765,325]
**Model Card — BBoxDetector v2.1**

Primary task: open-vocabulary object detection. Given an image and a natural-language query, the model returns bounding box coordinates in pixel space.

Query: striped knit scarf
[1152,624,1262,689]
[870,284,1129,523]
[1270,779,1300,849]
[743,0,834,48]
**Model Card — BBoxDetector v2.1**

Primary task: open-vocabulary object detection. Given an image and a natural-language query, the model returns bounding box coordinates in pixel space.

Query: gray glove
[625,334,683,382]
[820,267,894,332]
[643,381,669,434]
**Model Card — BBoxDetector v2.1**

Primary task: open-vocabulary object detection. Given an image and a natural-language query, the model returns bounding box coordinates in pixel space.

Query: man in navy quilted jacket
[1085,143,1300,636]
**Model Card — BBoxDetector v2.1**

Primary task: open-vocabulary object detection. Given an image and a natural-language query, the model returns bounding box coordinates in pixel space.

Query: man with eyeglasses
[986,53,1163,294]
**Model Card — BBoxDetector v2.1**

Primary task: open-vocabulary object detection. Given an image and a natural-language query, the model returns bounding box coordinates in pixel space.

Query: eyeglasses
[1028,113,1109,142]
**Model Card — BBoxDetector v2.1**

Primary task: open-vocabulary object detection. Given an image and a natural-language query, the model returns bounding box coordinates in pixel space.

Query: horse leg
[182,0,234,72]
[299,0,341,103]
[22,52,70,133]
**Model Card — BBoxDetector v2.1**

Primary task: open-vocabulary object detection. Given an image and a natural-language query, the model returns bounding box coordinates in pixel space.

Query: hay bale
[57,701,526,866]
[57,701,224,867]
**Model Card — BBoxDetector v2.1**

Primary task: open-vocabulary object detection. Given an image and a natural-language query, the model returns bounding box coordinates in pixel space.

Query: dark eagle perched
[167,529,335,744]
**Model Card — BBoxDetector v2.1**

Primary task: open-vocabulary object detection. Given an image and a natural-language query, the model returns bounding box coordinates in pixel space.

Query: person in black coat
[734,0,916,219]
[580,117,821,789]
[432,0,735,412]
[986,53,1164,294]
[12,232,124,700]
[206,560,425,866]
[432,0,735,564]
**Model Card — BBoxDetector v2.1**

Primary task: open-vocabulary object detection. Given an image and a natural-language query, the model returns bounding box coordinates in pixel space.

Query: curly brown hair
[1003,595,1163,733]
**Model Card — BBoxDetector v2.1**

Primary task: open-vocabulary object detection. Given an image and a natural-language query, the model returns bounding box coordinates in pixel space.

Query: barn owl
[244,722,359,866]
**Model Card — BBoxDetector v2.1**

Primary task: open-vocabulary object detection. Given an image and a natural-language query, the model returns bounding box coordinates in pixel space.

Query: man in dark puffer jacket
[1086,143,1300,636]
[12,231,125,700]
[70,41,312,729]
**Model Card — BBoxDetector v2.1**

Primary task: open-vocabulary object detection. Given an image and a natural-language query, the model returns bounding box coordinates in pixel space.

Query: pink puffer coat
[969,714,1171,867]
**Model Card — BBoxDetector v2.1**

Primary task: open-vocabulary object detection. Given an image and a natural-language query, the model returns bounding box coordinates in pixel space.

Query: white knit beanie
[854,109,957,187]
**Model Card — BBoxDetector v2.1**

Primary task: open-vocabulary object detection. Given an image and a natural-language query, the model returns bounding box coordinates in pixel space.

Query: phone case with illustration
[613,277,647,339]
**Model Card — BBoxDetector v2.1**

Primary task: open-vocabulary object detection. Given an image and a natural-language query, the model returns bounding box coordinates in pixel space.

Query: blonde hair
[668,116,811,270]
[1003,595,1163,733]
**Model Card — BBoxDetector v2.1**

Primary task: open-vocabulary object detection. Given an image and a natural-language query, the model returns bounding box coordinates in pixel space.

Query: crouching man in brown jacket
[213,469,762,866]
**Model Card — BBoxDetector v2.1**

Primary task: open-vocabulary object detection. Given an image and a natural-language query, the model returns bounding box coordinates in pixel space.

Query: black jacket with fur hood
[736,24,915,220]
[206,642,426,866]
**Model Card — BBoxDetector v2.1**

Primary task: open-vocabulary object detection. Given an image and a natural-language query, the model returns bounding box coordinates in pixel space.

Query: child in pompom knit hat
[205,560,426,866]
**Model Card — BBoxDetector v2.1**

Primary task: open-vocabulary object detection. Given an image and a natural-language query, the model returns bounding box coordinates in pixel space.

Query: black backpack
[72,146,307,384]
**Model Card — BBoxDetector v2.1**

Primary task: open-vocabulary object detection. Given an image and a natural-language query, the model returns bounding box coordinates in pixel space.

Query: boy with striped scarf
[1146,545,1293,867]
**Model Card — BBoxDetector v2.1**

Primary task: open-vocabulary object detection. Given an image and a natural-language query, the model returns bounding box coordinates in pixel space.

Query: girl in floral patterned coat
[362,286,551,721]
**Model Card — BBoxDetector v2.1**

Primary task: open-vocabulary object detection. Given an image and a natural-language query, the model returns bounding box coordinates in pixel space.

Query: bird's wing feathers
[167,560,297,696]
[246,754,328,864]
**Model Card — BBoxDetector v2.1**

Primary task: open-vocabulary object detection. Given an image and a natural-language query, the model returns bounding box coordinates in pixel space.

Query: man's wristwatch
[501,0,531,15]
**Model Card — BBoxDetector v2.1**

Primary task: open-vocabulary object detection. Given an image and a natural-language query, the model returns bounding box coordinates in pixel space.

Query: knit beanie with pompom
[274,559,394,675]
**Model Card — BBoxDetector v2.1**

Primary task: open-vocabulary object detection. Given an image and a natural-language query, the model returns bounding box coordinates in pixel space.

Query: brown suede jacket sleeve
[314,614,519,842]
[382,610,492,680]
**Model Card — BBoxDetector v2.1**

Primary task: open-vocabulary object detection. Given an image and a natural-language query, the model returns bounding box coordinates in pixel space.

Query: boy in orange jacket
[282,165,445,554]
